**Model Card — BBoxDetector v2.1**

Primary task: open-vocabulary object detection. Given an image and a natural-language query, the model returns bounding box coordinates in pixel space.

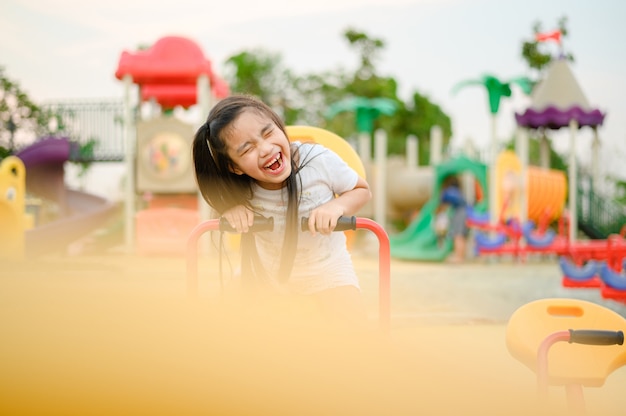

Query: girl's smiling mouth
[264,152,283,172]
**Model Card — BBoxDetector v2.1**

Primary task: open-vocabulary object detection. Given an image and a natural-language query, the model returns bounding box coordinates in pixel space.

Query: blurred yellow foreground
[2,252,625,415]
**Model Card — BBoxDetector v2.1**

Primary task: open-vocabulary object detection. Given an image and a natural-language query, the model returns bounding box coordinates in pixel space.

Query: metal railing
[41,98,126,162]
[577,177,626,239]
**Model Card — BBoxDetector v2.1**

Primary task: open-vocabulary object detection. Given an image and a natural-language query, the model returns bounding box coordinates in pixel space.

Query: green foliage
[224,49,296,107]
[331,29,451,159]
[0,66,58,153]
[0,145,11,160]
[0,67,92,182]
[71,138,97,178]
[393,92,452,163]
[223,28,452,162]
[521,16,574,74]
[607,175,626,207]
[343,28,385,80]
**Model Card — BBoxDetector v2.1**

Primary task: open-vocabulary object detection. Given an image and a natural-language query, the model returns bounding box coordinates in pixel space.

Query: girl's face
[225,109,292,190]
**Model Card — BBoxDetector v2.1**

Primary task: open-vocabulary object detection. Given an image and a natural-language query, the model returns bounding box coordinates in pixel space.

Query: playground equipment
[561,233,626,304]
[515,57,606,242]
[506,298,626,414]
[559,257,601,288]
[473,216,570,259]
[390,155,488,261]
[471,150,569,259]
[136,117,197,193]
[599,258,626,304]
[494,150,566,225]
[13,137,117,258]
[115,35,230,254]
[385,156,433,220]
[133,115,199,254]
[0,156,30,260]
[390,145,569,262]
[452,73,533,229]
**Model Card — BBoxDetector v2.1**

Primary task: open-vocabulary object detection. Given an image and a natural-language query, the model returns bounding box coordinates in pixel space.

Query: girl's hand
[307,176,371,236]
[222,205,255,233]
[307,203,344,236]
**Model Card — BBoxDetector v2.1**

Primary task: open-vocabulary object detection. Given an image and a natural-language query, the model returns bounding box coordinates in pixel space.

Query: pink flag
[535,30,562,44]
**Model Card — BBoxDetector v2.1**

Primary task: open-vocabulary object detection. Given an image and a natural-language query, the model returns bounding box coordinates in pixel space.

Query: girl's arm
[307,176,371,235]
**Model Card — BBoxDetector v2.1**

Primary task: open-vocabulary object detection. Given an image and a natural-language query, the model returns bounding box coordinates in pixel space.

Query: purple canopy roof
[515,58,605,129]
[515,106,605,130]
[16,136,71,167]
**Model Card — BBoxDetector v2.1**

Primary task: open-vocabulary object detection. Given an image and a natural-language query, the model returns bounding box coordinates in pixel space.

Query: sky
[2,0,625,185]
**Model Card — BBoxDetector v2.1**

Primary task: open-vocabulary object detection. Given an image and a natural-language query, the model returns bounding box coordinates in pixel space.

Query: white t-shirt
[250,142,360,295]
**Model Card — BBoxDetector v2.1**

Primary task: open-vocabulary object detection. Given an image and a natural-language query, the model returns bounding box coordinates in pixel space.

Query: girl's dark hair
[192,94,305,283]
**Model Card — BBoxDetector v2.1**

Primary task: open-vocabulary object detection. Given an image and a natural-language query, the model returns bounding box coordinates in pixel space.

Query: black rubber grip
[568,329,624,346]
[300,216,357,232]
[219,216,274,232]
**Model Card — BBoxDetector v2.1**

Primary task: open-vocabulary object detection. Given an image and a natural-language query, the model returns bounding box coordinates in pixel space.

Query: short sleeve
[305,144,359,195]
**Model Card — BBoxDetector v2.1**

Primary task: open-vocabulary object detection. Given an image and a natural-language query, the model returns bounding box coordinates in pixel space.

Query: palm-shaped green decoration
[326,97,397,134]
[452,74,533,115]
[452,74,532,224]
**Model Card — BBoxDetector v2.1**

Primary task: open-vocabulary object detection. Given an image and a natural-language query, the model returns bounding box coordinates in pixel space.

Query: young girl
[192,95,372,323]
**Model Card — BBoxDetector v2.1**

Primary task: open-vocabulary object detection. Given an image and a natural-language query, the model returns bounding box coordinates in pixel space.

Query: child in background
[434,203,450,247]
[439,176,469,263]
[192,95,372,324]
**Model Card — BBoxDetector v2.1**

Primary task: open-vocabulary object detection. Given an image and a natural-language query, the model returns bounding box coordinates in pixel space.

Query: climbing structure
[114,36,230,253]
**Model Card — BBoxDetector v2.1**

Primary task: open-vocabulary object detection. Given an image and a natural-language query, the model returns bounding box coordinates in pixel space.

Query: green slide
[390,155,488,262]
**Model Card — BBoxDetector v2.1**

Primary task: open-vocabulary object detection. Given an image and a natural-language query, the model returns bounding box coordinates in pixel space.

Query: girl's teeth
[265,154,281,169]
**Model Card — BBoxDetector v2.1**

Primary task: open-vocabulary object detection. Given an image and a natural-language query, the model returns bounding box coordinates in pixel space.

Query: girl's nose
[259,140,273,157]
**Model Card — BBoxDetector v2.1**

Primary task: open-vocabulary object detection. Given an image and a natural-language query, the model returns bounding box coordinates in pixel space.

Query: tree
[329,28,452,159]
[222,28,453,160]
[391,92,452,163]
[521,16,574,77]
[0,66,56,155]
[224,49,301,123]
[343,28,385,80]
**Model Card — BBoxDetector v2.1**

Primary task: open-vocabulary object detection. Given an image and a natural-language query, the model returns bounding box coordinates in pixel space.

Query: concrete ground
[2,235,626,415]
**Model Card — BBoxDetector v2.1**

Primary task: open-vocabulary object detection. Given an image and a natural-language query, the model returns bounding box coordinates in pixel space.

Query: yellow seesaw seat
[506,298,626,387]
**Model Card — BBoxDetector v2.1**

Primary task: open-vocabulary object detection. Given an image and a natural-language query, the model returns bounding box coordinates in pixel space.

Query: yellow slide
[495,150,566,224]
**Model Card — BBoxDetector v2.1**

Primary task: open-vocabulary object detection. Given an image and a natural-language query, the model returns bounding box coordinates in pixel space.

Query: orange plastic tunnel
[495,150,566,224]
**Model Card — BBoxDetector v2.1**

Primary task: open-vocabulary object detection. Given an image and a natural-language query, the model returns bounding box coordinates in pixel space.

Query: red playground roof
[115,35,230,105]
[141,82,229,109]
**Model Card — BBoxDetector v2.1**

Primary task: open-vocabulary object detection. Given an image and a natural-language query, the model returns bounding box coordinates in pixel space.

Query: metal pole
[430,125,442,166]
[489,114,498,225]
[406,134,418,169]
[517,127,529,226]
[591,128,600,192]
[569,119,579,242]
[374,129,387,228]
[123,74,136,253]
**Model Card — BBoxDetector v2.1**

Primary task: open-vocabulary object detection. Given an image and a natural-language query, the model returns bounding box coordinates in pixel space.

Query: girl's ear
[228,163,244,175]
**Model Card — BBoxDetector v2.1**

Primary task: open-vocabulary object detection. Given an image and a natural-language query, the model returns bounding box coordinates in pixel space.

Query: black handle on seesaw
[300,216,357,232]
[218,216,274,232]
[568,329,624,346]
